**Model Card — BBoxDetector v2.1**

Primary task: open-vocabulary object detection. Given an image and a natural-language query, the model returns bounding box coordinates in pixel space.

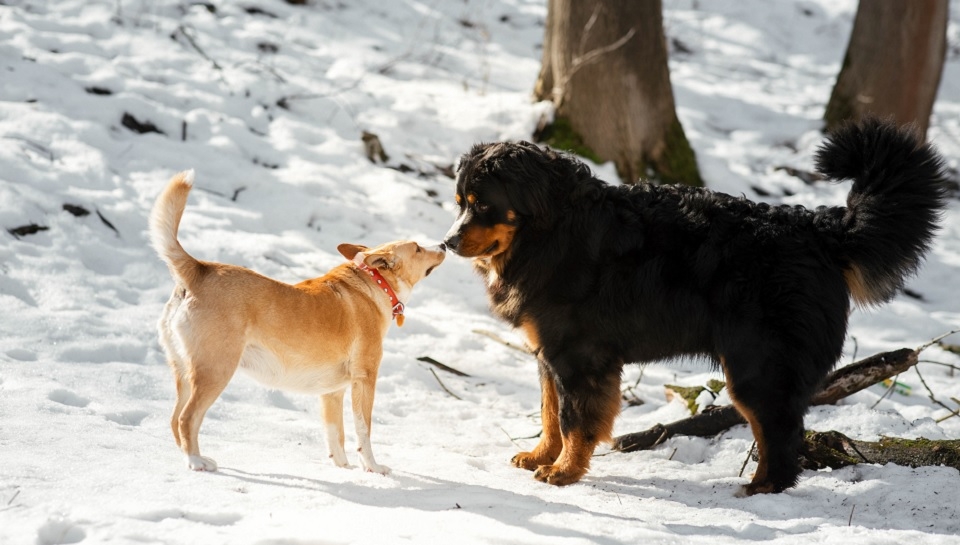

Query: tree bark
[823,0,948,137]
[534,0,702,186]
[801,431,960,471]
[613,347,919,452]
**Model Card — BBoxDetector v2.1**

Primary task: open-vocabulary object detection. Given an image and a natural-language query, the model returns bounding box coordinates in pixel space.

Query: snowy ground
[2,0,960,543]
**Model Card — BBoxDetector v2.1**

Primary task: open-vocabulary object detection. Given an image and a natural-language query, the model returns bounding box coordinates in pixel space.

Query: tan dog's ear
[362,249,397,270]
[338,243,368,260]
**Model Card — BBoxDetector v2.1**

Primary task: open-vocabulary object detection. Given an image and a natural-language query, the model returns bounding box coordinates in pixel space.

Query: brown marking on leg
[533,429,594,485]
[730,400,777,495]
[721,356,776,496]
[532,376,621,485]
[512,371,562,470]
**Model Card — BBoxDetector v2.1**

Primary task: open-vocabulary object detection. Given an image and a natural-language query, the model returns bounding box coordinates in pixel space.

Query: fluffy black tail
[815,118,948,307]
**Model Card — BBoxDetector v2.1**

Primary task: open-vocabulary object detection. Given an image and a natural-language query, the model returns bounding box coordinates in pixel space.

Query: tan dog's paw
[362,462,391,475]
[532,464,585,486]
[329,451,351,469]
[185,454,218,472]
[511,451,555,471]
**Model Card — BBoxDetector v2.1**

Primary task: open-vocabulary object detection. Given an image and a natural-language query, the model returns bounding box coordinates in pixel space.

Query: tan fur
[843,264,873,308]
[151,171,444,473]
[457,223,516,258]
[532,430,593,486]
[511,370,562,471]
[720,356,774,496]
[527,373,621,485]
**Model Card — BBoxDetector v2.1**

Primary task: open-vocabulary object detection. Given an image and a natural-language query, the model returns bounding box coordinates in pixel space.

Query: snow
[2,0,960,543]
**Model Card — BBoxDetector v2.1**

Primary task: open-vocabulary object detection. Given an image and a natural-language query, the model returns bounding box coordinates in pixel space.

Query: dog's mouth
[425,265,438,277]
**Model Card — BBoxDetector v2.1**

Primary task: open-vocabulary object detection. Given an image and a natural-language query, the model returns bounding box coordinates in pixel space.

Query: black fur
[444,119,947,494]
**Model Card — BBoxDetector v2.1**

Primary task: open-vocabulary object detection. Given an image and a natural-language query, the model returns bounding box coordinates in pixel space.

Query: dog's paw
[328,452,351,469]
[362,462,391,475]
[511,451,552,471]
[736,481,781,497]
[532,464,585,486]
[185,454,218,471]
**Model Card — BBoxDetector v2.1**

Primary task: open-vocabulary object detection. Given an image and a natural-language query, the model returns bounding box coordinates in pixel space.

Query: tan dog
[149,170,445,473]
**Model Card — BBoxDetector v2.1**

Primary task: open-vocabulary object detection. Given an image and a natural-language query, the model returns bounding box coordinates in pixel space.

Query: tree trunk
[823,0,948,137]
[534,0,702,186]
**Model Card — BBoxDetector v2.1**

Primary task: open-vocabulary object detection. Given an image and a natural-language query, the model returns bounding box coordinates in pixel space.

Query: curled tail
[815,118,948,307]
[150,170,205,290]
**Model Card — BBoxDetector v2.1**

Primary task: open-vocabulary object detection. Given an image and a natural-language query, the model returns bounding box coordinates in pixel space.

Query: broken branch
[613,345,922,452]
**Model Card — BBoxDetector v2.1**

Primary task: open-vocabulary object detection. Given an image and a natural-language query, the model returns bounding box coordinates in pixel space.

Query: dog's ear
[501,142,558,230]
[337,243,368,261]
[360,249,397,270]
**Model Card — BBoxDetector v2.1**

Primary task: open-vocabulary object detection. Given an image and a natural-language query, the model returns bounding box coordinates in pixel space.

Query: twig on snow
[428,367,462,401]
[498,426,523,449]
[174,25,222,71]
[417,356,470,377]
[472,329,533,354]
[914,366,957,417]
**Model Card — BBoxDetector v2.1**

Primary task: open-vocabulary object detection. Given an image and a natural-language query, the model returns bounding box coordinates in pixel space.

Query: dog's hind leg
[321,389,350,468]
[159,288,190,447]
[170,372,190,447]
[512,360,563,470]
[721,355,808,496]
[177,346,242,472]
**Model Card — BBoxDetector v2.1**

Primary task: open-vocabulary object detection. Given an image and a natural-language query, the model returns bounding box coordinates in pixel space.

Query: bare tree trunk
[534,0,702,186]
[824,0,948,137]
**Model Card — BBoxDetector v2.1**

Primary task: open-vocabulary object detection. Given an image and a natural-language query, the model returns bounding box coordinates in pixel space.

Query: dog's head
[443,141,589,259]
[338,240,445,295]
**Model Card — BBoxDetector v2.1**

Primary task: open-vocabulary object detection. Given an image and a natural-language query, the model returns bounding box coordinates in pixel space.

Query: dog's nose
[438,243,447,252]
[443,235,460,251]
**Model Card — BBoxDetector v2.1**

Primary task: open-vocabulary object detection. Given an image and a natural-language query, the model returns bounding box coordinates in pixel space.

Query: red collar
[356,262,405,324]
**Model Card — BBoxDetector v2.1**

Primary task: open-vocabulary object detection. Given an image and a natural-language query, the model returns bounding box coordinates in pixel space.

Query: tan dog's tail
[150,170,204,290]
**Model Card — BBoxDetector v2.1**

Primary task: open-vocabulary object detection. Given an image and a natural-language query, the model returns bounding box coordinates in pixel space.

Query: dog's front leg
[512,359,562,470]
[532,364,622,486]
[321,390,350,468]
[351,369,390,475]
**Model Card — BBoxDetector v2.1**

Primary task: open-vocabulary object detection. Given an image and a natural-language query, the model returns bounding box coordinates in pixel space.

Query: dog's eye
[476,203,489,213]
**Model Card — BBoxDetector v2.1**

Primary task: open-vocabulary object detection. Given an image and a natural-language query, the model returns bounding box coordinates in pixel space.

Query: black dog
[443,119,946,495]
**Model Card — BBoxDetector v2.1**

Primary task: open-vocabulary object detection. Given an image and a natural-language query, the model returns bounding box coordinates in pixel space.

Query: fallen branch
[473,329,533,354]
[613,404,746,452]
[613,345,923,452]
[174,25,222,71]
[417,356,471,377]
[801,431,960,471]
[427,367,462,401]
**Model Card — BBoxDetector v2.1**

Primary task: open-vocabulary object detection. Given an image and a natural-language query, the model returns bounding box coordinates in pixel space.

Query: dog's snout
[438,242,447,252]
[443,235,461,252]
